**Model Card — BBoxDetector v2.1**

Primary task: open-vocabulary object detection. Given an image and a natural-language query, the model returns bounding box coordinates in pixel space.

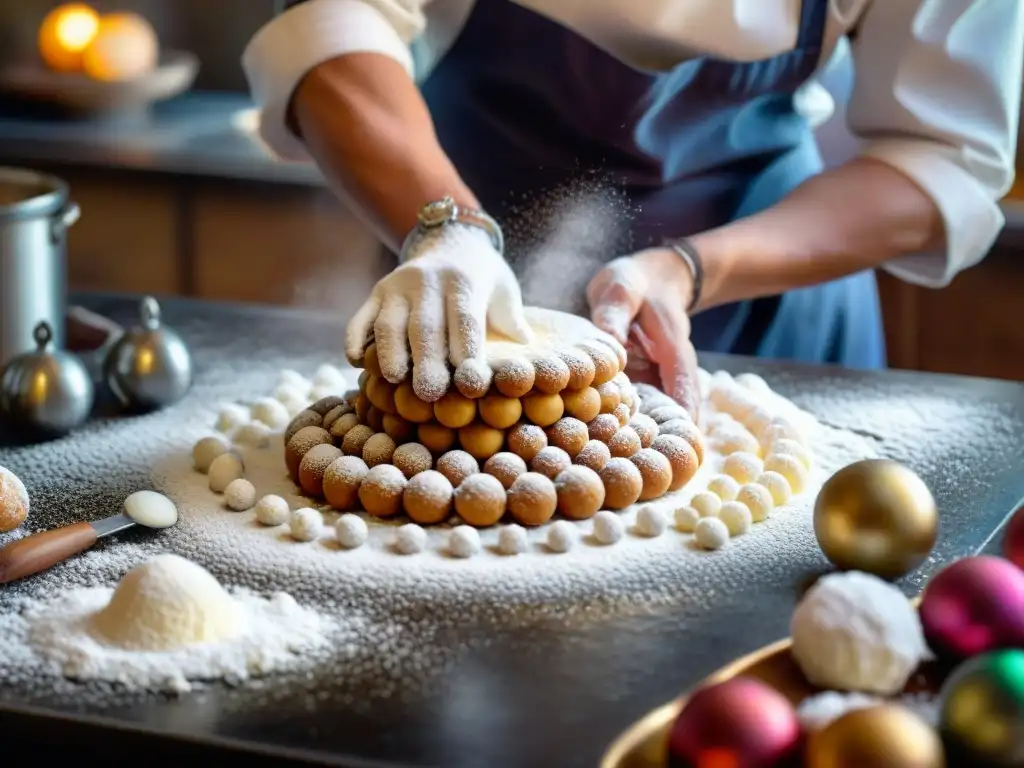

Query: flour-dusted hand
[346,226,531,402]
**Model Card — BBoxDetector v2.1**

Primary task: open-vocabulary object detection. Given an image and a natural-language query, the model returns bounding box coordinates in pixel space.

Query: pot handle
[50,201,81,245]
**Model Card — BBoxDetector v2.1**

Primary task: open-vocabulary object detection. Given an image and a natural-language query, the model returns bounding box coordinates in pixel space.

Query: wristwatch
[400,196,504,261]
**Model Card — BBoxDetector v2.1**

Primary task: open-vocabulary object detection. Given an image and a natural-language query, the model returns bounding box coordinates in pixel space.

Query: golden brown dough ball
[435,450,479,487]
[434,391,477,429]
[341,424,375,457]
[650,434,699,492]
[363,342,382,377]
[358,464,407,518]
[557,348,597,391]
[402,469,454,524]
[418,422,457,453]
[599,457,644,510]
[483,452,528,489]
[286,425,332,481]
[362,433,397,467]
[628,413,659,448]
[365,406,385,432]
[587,413,620,443]
[322,404,352,432]
[608,427,642,458]
[309,395,347,416]
[507,423,548,462]
[493,357,535,398]
[285,409,322,445]
[575,439,611,472]
[629,448,673,502]
[394,381,434,423]
[382,413,415,443]
[479,393,523,430]
[392,442,433,479]
[366,375,397,414]
[530,446,572,480]
[547,417,589,458]
[355,393,371,423]
[323,455,369,510]
[0,467,28,533]
[612,403,631,426]
[562,386,601,423]
[531,355,571,394]
[522,391,564,427]
[506,472,557,526]
[458,423,505,460]
[453,358,493,399]
[454,473,507,527]
[658,418,706,465]
[585,344,620,385]
[330,412,360,442]
[596,382,621,413]
[299,443,343,498]
[554,465,605,520]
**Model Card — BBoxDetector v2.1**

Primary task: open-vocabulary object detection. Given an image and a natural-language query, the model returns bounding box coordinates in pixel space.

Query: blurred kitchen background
[0,1,1022,380]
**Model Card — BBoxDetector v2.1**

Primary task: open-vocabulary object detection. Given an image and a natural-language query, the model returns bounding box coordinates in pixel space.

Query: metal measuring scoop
[0,490,178,584]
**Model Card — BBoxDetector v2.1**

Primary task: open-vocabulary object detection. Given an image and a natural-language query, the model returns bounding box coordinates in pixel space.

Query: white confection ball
[765,417,802,445]
[314,363,348,389]
[722,452,763,485]
[763,453,810,494]
[707,474,740,501]
[208,452,244,493]
[448,525,481,558]
[690,491,722,518]
[335,513,369,549]
[769,438,813,470]
[224,478,257,511]
[289,507,324,542]
[674,505,700,532]
[757,470,793,506]
[254,494,290,526]
[743,406,776,441]
[251,397,290,430]
[736,483,774,522]
[497,524,529,555]
[592,510,625,545]
[394,523,427,555]
[215,403,250,433]
[272,384,310,416]
[277,368,312,393]
[735,372,771,395]
[705,412,736,433]
[192,435,229,473]
[635,505,668,538]
[796,692,880,732]
[790,571,931,695]
[694,517,730,550]
[696,368,712,395]
[546,520,576,553]
[718,501,753,536]
[232,421,270,449]
[709,423,761,456]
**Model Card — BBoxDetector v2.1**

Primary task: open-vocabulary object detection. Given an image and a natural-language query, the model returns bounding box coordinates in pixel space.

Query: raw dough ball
[433,391,477,429]
[483,452,528,489]
[498,523,529,555]
[765,417,802,445]
[635,505,669,537]
[394,523,427,555]
[289,507,324,542]
[723,452,764,485]
[403,470,454,525]
[507,472,558,526]
[599,457,644,510]
[215,403,250,433]
[531,446,572,480]
[736,482,774,522]
[453,473,507,527]
[690,491,722,518]
[392,442,433,479]
[394,381,434,423]
[254,494,290,526]
[763,453,809,494]
[224,478,257,511]
[694,517,730,550]
[650,434,699,492]
[630,448,673,502]
[323,455,369,510]
[596,381,621,413]
[719,501,753,536]
[366,375,398,415]
[285,410,323,445]
[522,391,564,427]
[531,355,571,394]
[329,413,361,442]
[557,349,597,390]
[458,423,505,460]
[562,387,601,423]
[757,470,793,506]
[448,525,482,558]
[709,423,761,456]
[358,464,408,518]
[658,419,706,465]
[0,465,29,533]
[769,437,813,469]
[479,393,523,429]
[546,519,576,553]
[454,358,493,399]
[208,452,244,493]
[507,422,548,462]
[592,510,625,545]
[612,403,631,427]
[335,513,369,549]
[575,439,611,472]
[674,505,700,533]
[382,413,416,443]
[436,450,479,487]
[707,474,741,501]
[232,421,270,449]
[251,397,290,430]
[588,413,620,443]
[547,417,589,458]
[790,571,930,695]
[192,435,229,473]
[608,427,642,458]
[628,414,659,448]
[362,433,397,468]
[493,357,536,398]
[554,465,605,520]
[299,443,343,498]
[418,422,457,453]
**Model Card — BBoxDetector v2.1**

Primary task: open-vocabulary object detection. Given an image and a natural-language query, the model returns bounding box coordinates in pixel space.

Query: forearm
[290,52,477,252]
[691,157,946,311]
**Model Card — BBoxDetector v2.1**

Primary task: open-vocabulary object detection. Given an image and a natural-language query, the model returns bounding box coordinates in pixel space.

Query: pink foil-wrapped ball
[1003,506,1024,570]
[919,555,1024,659]
[668,677,802,768]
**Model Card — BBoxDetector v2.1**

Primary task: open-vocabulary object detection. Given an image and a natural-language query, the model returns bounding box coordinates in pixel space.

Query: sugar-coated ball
[694,517,730,550]
[736,482,774,522]
[658,418,706,465]
[224,478,257,512]
[507,422,548,462]
[592,510,626,545]
[554,465,605,520]
[208,452,244,493]
[436,450,479,487]
[232,421,270,449]
[649,434,699,492]
[763,453,809,494]
[531,446,572,480]
[193,435,230,473]
[358,464,407,518]
[497,524,529,555]
[674,505,700,533]
[394,523,427,555]
[289,507,324,542]
[599,457,644,510]
[628,413,659,448]
[453,473,507,527]
[574,439,611,472]
[587,413,620,443]
[340,424,375,457]
[608,427,642,458]
[507,472,558,526]
[630,448,673,501]
[254,494,290,526]
[719,501,753,536]
[707,473,741,501]
[216,403,250,433]
[402,470,454,525]
[547,417,589,458]
[448,525,482,558]
[770,437,812,469]
[722,451,764,484]
[392,442,433,479]
[690,491,722,518]
[635,505,669,537]
[335,513,369,549]
[299,443,343,498]
[284,410,322,445]
[546,519,576,553]
[562,386,601,423]
[323,455,368,510]
[757,470,793,506]
[483,452,528,490]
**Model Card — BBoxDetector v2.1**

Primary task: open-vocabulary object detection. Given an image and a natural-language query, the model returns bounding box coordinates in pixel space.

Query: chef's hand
[587,248,700,419]
[346,225,532,402]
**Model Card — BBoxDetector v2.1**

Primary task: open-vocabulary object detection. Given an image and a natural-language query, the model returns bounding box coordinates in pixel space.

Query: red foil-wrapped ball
[1003,505,1024,570]
[668,677,802,768]
[919,555,1024,659]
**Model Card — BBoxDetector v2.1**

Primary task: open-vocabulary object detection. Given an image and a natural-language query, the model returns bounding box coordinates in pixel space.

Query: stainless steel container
[0,168,80,368]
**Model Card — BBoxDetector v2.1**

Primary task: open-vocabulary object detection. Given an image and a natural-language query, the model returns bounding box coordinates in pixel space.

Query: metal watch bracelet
[665,237,704,314]
[399,196,504,262]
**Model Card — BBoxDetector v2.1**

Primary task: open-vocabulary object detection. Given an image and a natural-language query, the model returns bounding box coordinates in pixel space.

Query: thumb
[589,258,648,344]
[488,278,533,344]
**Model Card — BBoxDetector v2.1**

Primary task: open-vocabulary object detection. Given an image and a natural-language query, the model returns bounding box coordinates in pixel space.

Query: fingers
[373,294,411,383]
[589,258,648,344]
[407,272,450,402]
[639,303,701,421]
[345,291,381,366]
[488,278,532,344]
[446,273,489,366]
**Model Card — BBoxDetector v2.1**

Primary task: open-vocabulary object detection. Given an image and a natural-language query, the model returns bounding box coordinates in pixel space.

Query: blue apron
[420,0,886,368]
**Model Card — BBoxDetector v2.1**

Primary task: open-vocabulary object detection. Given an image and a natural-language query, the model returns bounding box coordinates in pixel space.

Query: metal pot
[0,168,80,369]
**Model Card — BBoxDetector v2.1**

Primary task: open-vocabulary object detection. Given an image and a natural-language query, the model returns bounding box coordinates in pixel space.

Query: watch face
[418,196,456,228]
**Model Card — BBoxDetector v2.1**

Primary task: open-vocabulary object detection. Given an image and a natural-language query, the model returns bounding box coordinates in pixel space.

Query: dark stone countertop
[1,294,1023,768]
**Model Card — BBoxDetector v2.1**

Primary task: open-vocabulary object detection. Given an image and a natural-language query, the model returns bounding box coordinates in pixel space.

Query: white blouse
[243,0,1024,287]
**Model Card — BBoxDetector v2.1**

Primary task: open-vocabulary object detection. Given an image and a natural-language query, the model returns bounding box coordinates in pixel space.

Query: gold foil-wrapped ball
[813,459,938,579]
[806,704,944,768]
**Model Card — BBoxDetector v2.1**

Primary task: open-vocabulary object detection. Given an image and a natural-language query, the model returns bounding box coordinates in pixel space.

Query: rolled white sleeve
[242,0,426,161]
[847,0,1024,287]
